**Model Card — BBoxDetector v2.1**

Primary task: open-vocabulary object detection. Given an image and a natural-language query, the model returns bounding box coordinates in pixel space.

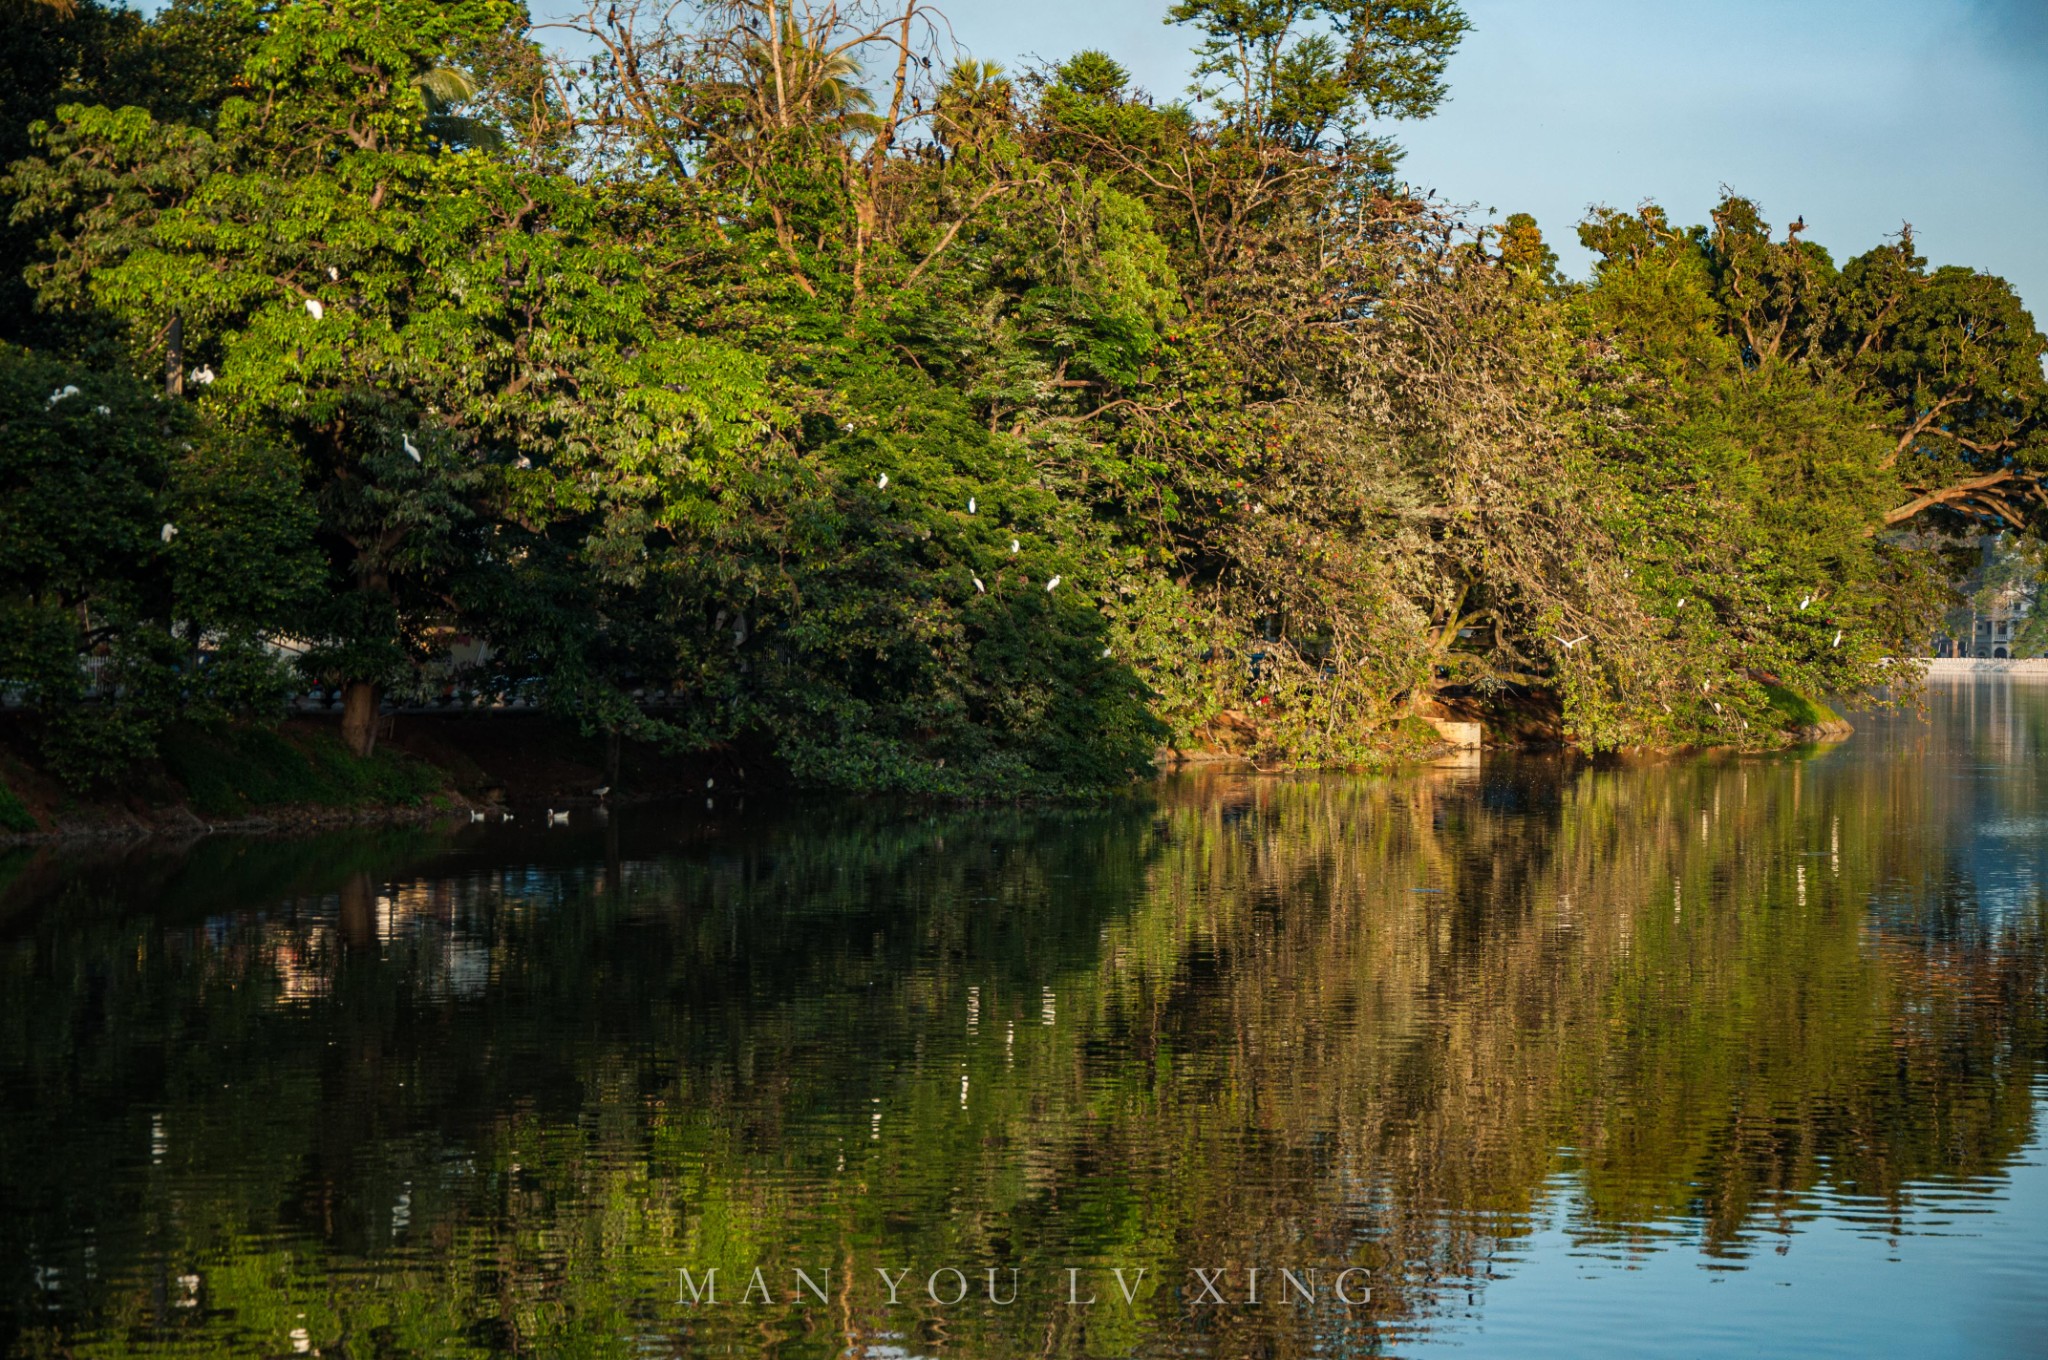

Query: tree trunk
[164,311,183,397]
[341,680,381,758]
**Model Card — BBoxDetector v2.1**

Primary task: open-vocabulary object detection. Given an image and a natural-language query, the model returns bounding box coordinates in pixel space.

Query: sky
[882,0,2048,317]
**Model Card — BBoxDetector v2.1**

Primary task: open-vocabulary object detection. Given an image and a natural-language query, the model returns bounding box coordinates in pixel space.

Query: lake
[3,681,2045,1358]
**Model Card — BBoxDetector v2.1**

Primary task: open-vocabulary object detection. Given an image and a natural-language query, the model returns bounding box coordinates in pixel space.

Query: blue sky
[904,0,2047,317]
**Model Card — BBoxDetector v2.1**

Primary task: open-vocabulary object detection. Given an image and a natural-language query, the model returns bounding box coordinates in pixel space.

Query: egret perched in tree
[403,434,420,463]
[973,578,985,594]
[968,496,976,513]
[46,384,79,405]
[876,472,888,489]
[327,266,339,281]
[190,366,215,385]
[1101,646,1112,658]
[1010,539,1020,554]
[1799,595,1812,611]
[160,523,177,543]
[1046,576,1061,591]
[94,405,110,416]
[1833,630,1843,648]
[304,298,323,321]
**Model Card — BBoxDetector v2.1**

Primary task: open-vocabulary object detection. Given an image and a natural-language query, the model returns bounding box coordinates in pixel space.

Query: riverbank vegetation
[4,0,2044,798]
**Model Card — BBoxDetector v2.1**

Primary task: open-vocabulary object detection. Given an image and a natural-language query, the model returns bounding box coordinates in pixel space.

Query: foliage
[0,344,316,787]
[0,772,33,833]
[156,720,444,815]
[1,0,2044,793]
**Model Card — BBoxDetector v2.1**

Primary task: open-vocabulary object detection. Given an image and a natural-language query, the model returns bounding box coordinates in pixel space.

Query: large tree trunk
[340,567,392,758]
[164,311,183,397]
[341,680,381,758]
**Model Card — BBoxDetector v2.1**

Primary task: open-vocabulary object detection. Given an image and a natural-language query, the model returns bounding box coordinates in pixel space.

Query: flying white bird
[304,298,324,321]
[1046,576,1061,591]
[1010,539,1020,554]
[876,472,888,489]
[190,366,216,385]
[967,496,976,513]
[1555,635,1588,650]
[160,523,178,543]
[973,577,985,594]
[403,434,420,463]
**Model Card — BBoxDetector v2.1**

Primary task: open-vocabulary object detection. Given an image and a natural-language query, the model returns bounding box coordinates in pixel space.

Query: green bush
[0,774,35,833]
[1760,683,1841,733]
[159,723,443,817]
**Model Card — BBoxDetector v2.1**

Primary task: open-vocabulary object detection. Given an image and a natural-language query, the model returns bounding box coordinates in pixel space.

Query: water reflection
[2,684,2045,1358]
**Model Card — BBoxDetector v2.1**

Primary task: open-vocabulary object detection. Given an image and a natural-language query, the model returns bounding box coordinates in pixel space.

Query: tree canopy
[3,0,2043,794]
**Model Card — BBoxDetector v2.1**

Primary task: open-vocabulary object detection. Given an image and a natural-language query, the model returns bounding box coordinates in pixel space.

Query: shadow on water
[1,686,2045,1357]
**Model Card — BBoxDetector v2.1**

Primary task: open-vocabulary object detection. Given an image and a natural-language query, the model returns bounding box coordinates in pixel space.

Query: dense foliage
[3,0,2045,795]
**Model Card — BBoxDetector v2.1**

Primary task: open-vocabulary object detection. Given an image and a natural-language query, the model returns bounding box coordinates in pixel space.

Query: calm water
[3,683,2046,1358]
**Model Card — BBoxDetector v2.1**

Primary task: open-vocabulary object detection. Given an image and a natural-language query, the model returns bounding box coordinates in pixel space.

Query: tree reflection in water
[2,688,2044,1358]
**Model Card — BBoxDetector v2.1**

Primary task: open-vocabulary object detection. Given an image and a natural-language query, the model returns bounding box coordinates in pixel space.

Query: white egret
[160,523,178,543]
[1101,646,1112,658]
[469,809,485,823]
[47,385,79,405]
[705,778,714,790]
[1555,635,1588,650]
[515,455,531,469]
[972,578,985,594]
[968,496,976,513]
[94,404,110,416]
[327,266,339,281]
[547,808,568,824]
[1010,539,1020,554]
[1833,630,1843,648]
[190,366,215,385]
[593,785,610,799]
[304,298,324,321]
[403,434,420,462]
[876,472,888,489]
[1799,595,1812,611]
[1046,576,1061,591]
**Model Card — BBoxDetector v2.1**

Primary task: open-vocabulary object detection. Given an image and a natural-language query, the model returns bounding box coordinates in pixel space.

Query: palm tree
[740,16,882,138]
